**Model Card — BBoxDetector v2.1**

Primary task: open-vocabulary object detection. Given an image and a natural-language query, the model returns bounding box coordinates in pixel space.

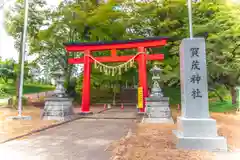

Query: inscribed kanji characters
[190,47,200,58]
[190,73,201,84]
[191,88,202,99]
[191,60,200,70]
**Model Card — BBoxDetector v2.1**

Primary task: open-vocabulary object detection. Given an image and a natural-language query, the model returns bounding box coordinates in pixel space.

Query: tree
[4,0,49,96]
[122,0,189,87]
[0,58,33,83]
[204,2,240,104]
[0,58,16,83]
[32,0,130,92]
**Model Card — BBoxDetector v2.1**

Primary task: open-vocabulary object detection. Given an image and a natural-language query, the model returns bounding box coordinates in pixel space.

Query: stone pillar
[173,38,227,151]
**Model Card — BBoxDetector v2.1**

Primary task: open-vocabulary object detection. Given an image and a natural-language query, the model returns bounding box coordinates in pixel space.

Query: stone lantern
[142,65,174,124]
[42,70,74,121]
[149,65,163,97]
[52,71,66,98]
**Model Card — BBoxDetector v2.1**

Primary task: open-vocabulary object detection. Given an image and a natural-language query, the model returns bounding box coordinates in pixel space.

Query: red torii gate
[64,37,168,113]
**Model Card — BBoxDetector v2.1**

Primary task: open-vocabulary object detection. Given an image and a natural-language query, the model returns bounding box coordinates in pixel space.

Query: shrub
[0,88,8,97]
[73,92,82,104]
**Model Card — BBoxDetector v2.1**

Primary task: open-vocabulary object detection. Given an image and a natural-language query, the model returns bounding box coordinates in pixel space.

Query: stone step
[142,117,174,124]
[93,103,137,107]
[114,104,136,107]
[115,100,137,102]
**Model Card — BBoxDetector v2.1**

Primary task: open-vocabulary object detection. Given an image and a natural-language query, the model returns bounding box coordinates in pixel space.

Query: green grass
[23,84,55,94]
[209,100,237,113]
[0,83,55,98]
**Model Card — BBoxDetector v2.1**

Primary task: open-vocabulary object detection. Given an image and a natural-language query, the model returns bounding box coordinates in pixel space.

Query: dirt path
[0,106,124,143]
[110,110,240,160]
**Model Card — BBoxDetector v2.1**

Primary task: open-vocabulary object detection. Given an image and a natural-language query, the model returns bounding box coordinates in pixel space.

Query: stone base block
[137,112,145,115]
[142,117,174,124]
[173,116,228,152]
[78,112,93,115]
[173,130,227,152]
[7,115,32,121]
[177,116,218,137]
[42,97,74,121]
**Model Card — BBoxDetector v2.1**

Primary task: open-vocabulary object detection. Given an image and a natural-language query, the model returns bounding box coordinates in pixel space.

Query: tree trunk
[113,91,116,106]
[231,86,237,105]
[64,64,73,89]
[112,84,117,106]
[213,90,225,102]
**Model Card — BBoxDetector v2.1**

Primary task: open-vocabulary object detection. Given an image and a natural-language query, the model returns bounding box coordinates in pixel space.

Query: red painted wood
[81,50,91,113]
[111,49,117,57]
[137,47,147,113]
[68,54,164,64]
[65,39,167,52]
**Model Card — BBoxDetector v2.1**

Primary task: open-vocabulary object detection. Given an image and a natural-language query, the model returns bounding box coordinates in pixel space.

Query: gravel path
[0,112,136,160]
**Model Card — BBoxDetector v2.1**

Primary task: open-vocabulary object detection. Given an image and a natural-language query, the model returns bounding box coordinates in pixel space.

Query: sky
[0,0,59,61]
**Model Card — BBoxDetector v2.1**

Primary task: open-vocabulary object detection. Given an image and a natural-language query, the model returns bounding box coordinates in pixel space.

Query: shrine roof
[63,36,168,46]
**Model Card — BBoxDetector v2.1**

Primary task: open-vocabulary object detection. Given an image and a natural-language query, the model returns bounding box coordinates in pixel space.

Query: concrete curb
[82,117,136,120]
[0,109,109,144]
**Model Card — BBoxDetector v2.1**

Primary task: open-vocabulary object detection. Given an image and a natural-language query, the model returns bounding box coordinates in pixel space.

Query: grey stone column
[173,38,227,151]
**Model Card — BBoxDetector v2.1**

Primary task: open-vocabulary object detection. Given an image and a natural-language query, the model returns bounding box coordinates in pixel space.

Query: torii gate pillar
[81,50,91,113]
[138,47,147,113]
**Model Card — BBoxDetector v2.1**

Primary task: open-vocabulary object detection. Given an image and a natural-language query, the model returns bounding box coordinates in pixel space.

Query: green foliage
[0,58,40,84]
[205,2,240,89]
[0,88,8,98]
[0,58,16,83]
[162,87,181,105]
[209,101,237,113]
[4,0,240,107]
[0,82,55,98]
[29,0,129,88]
[5,0,48,51]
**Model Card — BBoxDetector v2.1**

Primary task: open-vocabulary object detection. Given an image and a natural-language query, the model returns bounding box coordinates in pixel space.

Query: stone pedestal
[7,115,32,121]
[42,97,74,121]
[173,38,227,152]
[173,117,227,151]
[142,97,174,124]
